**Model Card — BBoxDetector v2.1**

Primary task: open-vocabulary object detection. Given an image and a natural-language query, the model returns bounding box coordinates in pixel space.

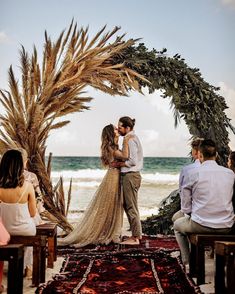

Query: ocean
[50,157,191,220]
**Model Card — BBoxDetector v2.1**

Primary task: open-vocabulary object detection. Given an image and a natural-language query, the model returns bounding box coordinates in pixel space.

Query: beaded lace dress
[57,166,123,247]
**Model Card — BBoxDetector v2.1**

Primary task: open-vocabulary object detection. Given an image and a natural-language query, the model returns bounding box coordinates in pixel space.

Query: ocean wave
[51,169,106,180]
[51,169,179,187]
[71,181,101,188]
[143,172,179,184]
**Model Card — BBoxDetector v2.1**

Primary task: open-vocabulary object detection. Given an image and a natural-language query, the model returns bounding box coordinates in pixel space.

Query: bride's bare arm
[113,135,133,160]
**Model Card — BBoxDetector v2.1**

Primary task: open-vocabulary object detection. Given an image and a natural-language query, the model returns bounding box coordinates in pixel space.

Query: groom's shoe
[120,237,140,245]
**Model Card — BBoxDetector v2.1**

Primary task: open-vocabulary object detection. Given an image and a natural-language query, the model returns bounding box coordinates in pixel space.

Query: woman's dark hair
[101,124,118,166]
[119,116,135,130]
[0,149,24,188]
[229,151,235,173]
[191,138,204,151]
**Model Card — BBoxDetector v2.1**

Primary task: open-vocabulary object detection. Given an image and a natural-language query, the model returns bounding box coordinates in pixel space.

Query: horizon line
[45,155,189,158]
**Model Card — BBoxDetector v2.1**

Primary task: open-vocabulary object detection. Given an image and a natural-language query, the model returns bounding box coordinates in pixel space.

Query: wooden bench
[189,234,235,285]
[36,222,57,268]
[0,244,24,294]
[215,241,235,294]
[9,235,47,287]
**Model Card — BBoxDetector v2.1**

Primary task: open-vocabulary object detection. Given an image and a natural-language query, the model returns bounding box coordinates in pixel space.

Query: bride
[57,124,131,247]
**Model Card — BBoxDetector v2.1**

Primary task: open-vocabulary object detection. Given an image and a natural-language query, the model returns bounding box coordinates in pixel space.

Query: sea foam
[51,169,179,187]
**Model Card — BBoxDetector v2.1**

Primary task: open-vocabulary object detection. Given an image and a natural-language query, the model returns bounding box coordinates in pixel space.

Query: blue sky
[0,0,235,156]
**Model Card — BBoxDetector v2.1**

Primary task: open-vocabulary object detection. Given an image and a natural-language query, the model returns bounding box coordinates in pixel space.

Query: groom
[113,116,143,245]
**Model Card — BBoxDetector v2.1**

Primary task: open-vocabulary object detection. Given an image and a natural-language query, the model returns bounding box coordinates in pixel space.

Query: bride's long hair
[101,124,118,167]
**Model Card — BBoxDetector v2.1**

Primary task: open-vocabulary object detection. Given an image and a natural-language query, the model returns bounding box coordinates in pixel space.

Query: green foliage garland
[117,44,235,235]
[114,44,234,165]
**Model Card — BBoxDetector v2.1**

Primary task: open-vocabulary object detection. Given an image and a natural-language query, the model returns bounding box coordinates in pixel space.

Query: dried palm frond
[66,179,73,217]
[0,21,146,231]
[46,152,52,178]
[57,177,65,216]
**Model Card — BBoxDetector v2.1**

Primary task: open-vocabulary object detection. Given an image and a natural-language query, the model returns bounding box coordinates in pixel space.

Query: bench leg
[227,253,235,294]
[189,242,196,277]
[32,245,41,287]
[31,244,46,285]
[40,246,46,283]
[8,256,24,294]
[47,236,54,268]
[215,253,225,294]
[197,244,205,285]
[54,234,57,262]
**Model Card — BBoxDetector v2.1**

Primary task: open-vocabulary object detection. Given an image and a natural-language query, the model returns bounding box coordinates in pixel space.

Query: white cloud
[139,129,160,156]
[0,31,10,44]
[219,82,235,119]
[220,0,235,9]
[142,89,171,115]
[140,129,159,143]
[47,128,92,156]
[139,127,190,157]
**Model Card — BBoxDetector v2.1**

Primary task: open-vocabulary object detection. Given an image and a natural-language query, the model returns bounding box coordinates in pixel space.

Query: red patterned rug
[57,235,179,255]
[37,236,202,294]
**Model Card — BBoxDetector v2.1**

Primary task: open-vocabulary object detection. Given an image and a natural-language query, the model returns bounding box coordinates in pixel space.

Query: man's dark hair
[119,116,135,130]
[199,139,217,158]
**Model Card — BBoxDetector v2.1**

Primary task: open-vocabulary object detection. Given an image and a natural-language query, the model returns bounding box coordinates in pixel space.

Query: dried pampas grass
[0,21,146,231]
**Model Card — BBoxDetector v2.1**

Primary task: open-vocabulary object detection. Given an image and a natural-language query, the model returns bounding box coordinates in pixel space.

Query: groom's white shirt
[121,131,143,173]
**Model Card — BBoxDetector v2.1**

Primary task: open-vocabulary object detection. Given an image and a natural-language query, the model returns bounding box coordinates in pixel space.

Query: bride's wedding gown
[57,167,123,247]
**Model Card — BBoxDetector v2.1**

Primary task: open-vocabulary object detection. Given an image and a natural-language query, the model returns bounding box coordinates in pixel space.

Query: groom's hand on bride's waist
[111,161,126,168]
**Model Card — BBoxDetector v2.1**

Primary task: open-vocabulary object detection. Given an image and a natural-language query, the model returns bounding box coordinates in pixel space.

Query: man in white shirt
[173,139,235,264]
[114,116,143,245]
[172,138,203,222]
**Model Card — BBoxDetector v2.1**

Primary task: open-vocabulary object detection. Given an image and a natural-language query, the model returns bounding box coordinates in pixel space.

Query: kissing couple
[58,116,143,247]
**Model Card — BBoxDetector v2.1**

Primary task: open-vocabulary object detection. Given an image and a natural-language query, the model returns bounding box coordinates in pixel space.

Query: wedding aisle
[36,236,202,294]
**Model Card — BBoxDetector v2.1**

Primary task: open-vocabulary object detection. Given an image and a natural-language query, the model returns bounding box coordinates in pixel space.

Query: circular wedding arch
[0,23,233,230]
[115,43,234,165]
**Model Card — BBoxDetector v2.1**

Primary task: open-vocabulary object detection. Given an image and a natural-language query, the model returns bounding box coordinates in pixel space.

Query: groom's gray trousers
[121,171,142,238]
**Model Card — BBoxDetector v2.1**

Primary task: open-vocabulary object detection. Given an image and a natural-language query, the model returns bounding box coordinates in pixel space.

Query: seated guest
[0,149,37,277]
[173,139,235,265]
[172,138,203,222]
[0,218,10,292]
[19,148,45,224]
[0,263,3,293]
[227,151,235,213]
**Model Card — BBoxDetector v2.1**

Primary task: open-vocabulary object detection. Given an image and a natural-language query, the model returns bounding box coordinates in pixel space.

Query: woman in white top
[0,149,37,277]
